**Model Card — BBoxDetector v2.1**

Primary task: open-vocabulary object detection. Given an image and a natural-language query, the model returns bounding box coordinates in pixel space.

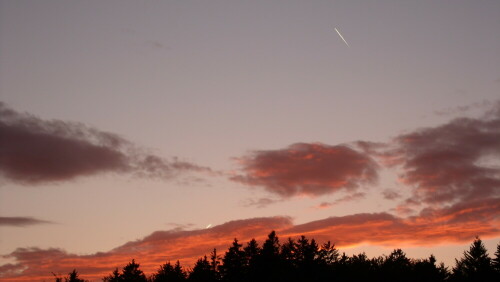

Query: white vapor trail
[334,27,350,47]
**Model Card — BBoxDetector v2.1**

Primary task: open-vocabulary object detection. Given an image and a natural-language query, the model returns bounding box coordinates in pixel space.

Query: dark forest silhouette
[53,231,500,282]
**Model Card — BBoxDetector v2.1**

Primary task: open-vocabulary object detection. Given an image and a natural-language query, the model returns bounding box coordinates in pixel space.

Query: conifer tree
[492,243,500,273]
[189,256,212,282]
[222,239,246,282]
[151,261,186,282]
[451,237,494,282]
[120,260,147,282]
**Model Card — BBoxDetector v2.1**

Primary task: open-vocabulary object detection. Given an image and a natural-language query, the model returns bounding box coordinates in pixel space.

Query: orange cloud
[2,199,498,281]
[232,143,379,197]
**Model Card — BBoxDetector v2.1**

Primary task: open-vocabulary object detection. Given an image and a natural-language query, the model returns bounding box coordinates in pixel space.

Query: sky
[0,0,499,281]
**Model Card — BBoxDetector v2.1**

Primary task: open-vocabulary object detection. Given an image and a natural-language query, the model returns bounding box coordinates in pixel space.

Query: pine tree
[102,268,121,282]
[210,248,221,281]
[222,239,246,282]
[452,237,494,282]
[189,256,217,282]
[65,269,86,282]
[243,238,261,281]
[244,238,260,267]
[492,243,500,273]
[152,261,186,282]
[255,231,282,282]
[381,249,411,282]
[120,260,147,282]
[317,241,339,265]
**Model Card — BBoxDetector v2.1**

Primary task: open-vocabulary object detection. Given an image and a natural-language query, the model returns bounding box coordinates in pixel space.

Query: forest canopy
[52,232,500,282]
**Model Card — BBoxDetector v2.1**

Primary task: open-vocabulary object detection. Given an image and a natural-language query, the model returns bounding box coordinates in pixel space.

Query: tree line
[54,231,500,282]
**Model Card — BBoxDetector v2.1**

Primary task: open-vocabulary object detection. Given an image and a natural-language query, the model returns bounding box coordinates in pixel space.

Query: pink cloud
[232,143,379,197]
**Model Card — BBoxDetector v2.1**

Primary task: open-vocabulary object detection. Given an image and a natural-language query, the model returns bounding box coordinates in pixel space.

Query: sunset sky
[1,1,500,281]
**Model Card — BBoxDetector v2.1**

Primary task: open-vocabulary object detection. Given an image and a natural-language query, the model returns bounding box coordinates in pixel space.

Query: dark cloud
[0,217,53,227]
[382,189,402,200]
[232,143,379,197]
[384,105,500,205]
[0,102,211,184]
[2,200,499,281]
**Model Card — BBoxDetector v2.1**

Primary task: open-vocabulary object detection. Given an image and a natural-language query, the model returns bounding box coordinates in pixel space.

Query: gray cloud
[384,104,500,205]
[0,102,211,185]
[0,217,53,227]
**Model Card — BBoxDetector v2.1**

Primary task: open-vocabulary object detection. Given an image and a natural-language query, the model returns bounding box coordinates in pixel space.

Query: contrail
[334,27,349,47]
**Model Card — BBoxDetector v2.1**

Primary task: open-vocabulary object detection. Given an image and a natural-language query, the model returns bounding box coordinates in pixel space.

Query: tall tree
[222,239,246,282]
[295,236,320,281]
[244,238,260,267]
[255,231,282,282]
[492,243,500,274]
[210,248,222,281]
[451,237,494,282]
[243,238,261,282]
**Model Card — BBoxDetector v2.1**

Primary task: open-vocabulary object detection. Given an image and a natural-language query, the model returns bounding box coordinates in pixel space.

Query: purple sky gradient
[1,1,500,279]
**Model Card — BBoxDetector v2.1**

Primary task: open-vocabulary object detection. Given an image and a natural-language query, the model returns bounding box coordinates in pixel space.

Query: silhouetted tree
[255,231,282,282]
[493,243,500,273]
[317,241,339,266]
[103,260,146,282]
[451,237,494,282]
[279,237,298,281]
[346,253,376,282]
[413,255,449,282]
[189,255,218,282]
[55,231,500,282]
[221,239,246,282]
[210,248,222,281]
[151,261,186,282]
[122,260,147,282]
[381,249,412,282]
[295,236,321,281]
[102,268,121,282]
[52,272,63,282]
[243,238,260,281]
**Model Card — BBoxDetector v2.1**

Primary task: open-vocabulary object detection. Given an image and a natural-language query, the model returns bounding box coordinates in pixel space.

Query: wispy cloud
[0,102,211,185]
[232,143,379,197]
[384,102,500,206]
[0,217,53,227]
[314,192,366,209]
[241,197,282,208]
